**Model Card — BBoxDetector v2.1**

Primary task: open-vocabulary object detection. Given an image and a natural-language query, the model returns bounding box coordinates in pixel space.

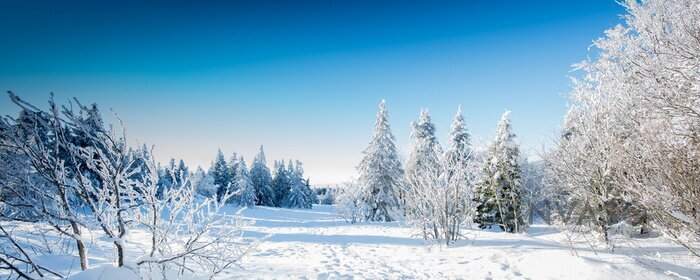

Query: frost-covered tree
[0,94,91,270]
[405,109,443,194]
[303,178,319,205]
[176,159,189,184]
[191,167,217,198]
[356,100,405,222]
[403,106,477,244]
[210,150,231,202]
[228,152,240,184]
[271,160,290,207]
[283,160,312,209]
[403,109,444,238]
[545,0,700,254]
[232,158,256,207]
[0,93,257,277]
[250,146,275,206]
[474,111,525,233]
[440,106,475,241]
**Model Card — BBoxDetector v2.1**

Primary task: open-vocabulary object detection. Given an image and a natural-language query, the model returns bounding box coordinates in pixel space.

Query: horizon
[0,0,626,185]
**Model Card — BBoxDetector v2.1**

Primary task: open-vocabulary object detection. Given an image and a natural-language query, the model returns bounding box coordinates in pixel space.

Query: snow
[4,204,700,279]
[228,205,699,279]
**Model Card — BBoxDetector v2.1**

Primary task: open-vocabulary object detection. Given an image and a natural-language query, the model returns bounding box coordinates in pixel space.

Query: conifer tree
[271,160,290,207]
[473,111,525,233]
[405,109,443,209]
[233,158,256,207]
[284,160,311,209]
[250,145,275,206]
[176,159,189,185]
[356,100,405,222]
[210,149,231,202]
[228,152,239,184]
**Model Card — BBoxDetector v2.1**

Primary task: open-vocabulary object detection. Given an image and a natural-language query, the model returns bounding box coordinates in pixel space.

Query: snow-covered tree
[356,100,405,222]
[210,150,231,202]
[405,109,443,196]
[283,160,312,209]
[191,167,217,198]
[474,111,525,233]
[403,109,444,238]
[271,160,290,206]
[545,0,700,254]
[303,178,319,205]
[250,145,275,206]
[232,158,256,207]
[0,93,257,277]
[176,159,189,184]
[228,152,240,185]
[440,106,475,241]
[403,106,477,244]
[0,94,91,270]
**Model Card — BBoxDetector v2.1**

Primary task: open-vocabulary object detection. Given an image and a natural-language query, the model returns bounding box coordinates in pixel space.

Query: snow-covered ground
[229,205,699,279]
[4,205,700,279]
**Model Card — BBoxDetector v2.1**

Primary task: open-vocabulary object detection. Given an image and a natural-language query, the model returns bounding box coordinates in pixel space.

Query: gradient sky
[0,0,625,185]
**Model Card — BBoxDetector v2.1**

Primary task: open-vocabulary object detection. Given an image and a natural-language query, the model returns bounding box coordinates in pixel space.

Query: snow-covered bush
[191,167,217,198]
[336,180,368,224]
[134,164,255,278]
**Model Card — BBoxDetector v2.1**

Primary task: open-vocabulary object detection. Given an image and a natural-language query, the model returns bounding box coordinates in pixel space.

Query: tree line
[338,101,533,245]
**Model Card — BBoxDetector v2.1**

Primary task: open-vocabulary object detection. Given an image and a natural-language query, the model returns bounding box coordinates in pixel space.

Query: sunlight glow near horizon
[0,1,625,185]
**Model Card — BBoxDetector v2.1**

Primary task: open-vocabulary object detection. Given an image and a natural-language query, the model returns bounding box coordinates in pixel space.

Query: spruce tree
[284,160,311,209]
[228,152,239,184]
[357,100,405,222]
[405,109,443,205]
[444,106,473,219]
[210,149,231,202]
[271,160,290,207]
[250,146,275,206]
[233,157,256,207]
[473,111,525,233]
[176,159,189,185]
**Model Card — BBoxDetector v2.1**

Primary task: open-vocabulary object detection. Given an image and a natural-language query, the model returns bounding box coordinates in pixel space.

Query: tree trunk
[72,223,89,270]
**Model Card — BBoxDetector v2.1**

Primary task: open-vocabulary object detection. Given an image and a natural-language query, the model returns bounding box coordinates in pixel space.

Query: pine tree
[176,159,189,185]
[357,100,405,222]
[228,152,240,184]
[444,105,474,221]
[284,160,311,209]
[250,145,275,206]
[271,160,290,207]
[303,178,318,205]
[210,149,231,202]
[445,106,472,178]
[405,109,443,207]
[233,157,256,207]
[473,111,525,233]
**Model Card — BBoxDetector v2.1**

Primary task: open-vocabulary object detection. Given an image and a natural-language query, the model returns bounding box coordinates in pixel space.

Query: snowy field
[3,204,700,279]
[228,205,700,279]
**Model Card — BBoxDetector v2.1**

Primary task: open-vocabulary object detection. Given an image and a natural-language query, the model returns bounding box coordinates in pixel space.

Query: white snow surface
[4,205,700,279]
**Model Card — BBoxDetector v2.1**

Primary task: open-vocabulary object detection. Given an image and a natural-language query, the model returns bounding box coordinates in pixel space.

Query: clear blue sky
[0,0,625,184]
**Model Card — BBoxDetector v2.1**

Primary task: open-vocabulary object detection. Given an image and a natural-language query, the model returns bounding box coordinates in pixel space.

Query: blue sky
[0,0,625,184]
